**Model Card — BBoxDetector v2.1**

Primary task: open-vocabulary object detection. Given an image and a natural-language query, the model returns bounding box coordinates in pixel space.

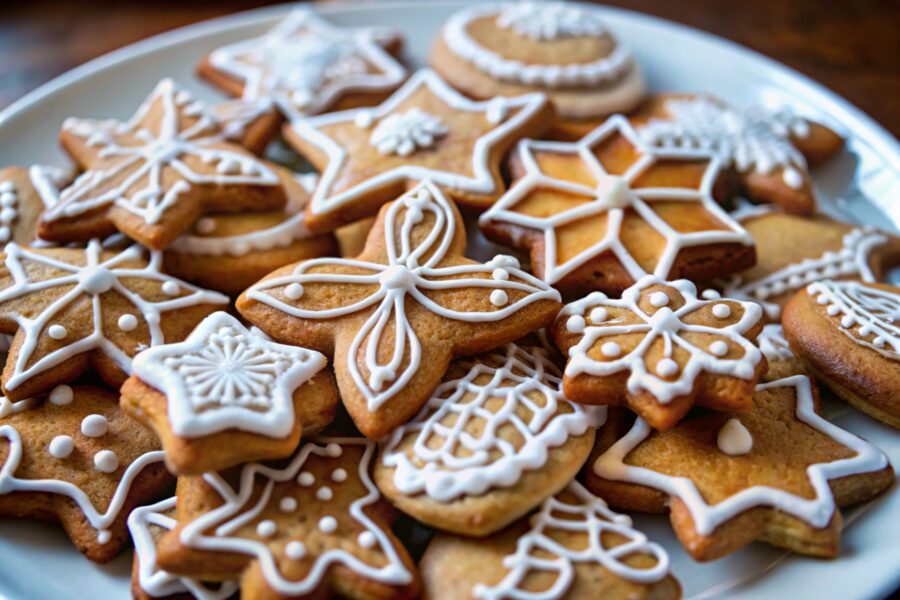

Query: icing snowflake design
[593,375,889,535]
[133,312,327,438]
[247,181,560,412]
[368,108,448,157]
[807,279,900,360]
[43,79,278,226]
[381,342,606,502]
[0,240,228,391]
[178,438,413,596]
[561,276,763,403]
[474,481,669,598]
[495,1,608,40]
[757,323,795,362]
[480,115,752,286]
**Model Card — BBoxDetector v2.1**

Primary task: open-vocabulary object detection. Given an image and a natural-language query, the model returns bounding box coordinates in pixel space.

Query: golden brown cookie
[0,165,71,246]
[586,375,893,560]
[756,323,807,381]
[208,97,284,156]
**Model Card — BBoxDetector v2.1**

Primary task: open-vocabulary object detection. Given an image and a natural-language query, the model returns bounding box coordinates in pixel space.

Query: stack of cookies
[0,3,896,599]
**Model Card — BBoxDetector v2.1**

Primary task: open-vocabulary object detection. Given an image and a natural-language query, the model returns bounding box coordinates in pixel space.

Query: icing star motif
[238,180,562,438]
[286,68,551,231]
[555,276,765,431]
[0,240,228,400]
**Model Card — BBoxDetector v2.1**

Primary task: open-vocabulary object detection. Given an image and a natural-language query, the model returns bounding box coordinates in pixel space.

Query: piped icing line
[291,69,548,217]
[247,180,560,412]
[380,342,606,502]
[479,115,753,286]
[719,228,886,319]
[593,375,889,535]
[757,323,795,362]
[129,497,239,600]
[0,395,39,419]
[473,480,669,598]
[442,3,634,88]
[806,279,900,360]
[0,240,229,391]
[178,438,413,596]
[560,275,764,404]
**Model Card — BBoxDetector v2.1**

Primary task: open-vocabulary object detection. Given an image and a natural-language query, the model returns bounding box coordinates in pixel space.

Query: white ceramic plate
[0,2,897,599]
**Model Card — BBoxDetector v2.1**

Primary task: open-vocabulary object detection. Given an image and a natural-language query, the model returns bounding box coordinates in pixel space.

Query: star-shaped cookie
[285,68,553,232]
[237,180,562,438]
[0,165,71,246]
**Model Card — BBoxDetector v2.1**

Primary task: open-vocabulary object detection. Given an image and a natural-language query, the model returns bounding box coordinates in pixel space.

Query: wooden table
[0,0,898,137]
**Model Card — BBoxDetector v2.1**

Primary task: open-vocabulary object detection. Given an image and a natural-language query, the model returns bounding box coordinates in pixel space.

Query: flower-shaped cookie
[554,275,765,430]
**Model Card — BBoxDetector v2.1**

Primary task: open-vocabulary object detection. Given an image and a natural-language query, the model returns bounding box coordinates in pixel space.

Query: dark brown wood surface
[0,0,898,137]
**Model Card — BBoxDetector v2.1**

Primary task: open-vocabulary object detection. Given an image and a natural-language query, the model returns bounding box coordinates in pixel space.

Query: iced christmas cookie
[375,341,605,536]
[632,94,844,215]
[431,2,646,141]
[421,481,678,600]
[162,170,337,295]
[756,323,806,381]
[284,68,552,232]
[237,181,562,438]
[0,240,228,400]
[783,279,900,428]
[156,439,420,599]
[479,115,755,298]
[554,276,765,431]
[38,79,290,250]
[0,385,170,562]
[587,375,892,560]
[0,165,71,245]
[207,97,284,156]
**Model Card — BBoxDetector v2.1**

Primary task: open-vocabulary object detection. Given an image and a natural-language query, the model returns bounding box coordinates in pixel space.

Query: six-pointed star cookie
[586,375,893,560]
[285,68,553,232]
[122,311,338,474]
[237,180,562,438]
[156,438,420,599]
[0,240,228,400]
[38,79,288,250]
[479,115,755,298]
[554,275,766,431]
[0,385,170,562]
[0,165,71,245]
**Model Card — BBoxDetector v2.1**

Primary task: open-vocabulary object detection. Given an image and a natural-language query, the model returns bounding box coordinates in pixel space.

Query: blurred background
[0,0,897,135]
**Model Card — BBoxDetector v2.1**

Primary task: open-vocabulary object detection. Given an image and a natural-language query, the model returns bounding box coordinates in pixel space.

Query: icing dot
[709,341,729,357]
[816,295,829,305]
[79,267,116,295]
[0,227,9,243]
[49,385,74,405]
[331,468,347,483]
[490,290,508,307]
[589,307,608,323]
[298,472,315,487]
[782,167,804,190]
[711,304,732,319]
[81,414,108,438]
[379,265,416,290]
[491,268,509,281]
[161,281,180,296]
[93,450,119,473]
[195,217,216,234]
[656,358,679,377]
[717,418,753,456]
[279,497,298,513]
[285,283,304,300]
[118,314,138,332]
[285,541,306,559]
[318,516,338,533]
[358,531,376,549]
[701,289,721,300]
[325,443,342,458]
[0,207,16,223]
[256,520,277,538]
[874,337,886,347]
[316,486,333,501]
[48,324,68,340]
[601,342,621,358]
[566,315,586,334]
[48,435,73,459]
[649,292,669,307]
[97,530,111,545]
[826,305,841,316]
[840,315,855,328]
[355,110,375,129]
[0,181,13,193]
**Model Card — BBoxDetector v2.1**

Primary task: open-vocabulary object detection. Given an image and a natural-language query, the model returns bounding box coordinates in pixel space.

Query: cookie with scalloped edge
[585,375,893,560]
[0,165,72,246]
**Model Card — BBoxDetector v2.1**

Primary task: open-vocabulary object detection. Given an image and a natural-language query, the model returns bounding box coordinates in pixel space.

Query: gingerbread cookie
[285,68,552,232]
[0,385,171,562]
[756,323,806,381]
[375,341,604,536]
[421,481,678,600]
[38,79,289,250]
[432,1,646,141]
[554,276,765,431]
[587,375,893,560]
[479,115,755,298]
[784,279,900,428]
[238,181,562,438]
[156,438,420,599]
[0,165,71,246]
[0,240,228,400]
[632,94,844,215]
[208,97,284,156]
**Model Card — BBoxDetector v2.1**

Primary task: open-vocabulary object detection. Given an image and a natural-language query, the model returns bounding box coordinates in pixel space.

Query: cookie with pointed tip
[0,165,72,246]
[37,79,289,250]
[156,438,420,599]
[756,323,806,382]
[554,276,766,431]
[0,241,228,401]
[0,384,171,562]
[208,97,284,156]
[586,375,893,560]
[237,180,562,439]
[784,279,900,428]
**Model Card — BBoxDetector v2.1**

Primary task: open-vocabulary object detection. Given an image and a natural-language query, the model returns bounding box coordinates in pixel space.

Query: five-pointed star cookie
[38,79,288,250]
[586,375,893,560]
[0,165,71,245]
[156,438,420,599]
[285,68,553,232]
[0,240,228,400]
[122,311,338,475]
[0,385,171,562]
[237,180,562,438]
[479,115,755,298]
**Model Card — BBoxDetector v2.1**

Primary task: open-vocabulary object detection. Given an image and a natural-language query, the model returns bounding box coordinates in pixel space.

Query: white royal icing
[716,418,753,456]
[367,108,448,157]
[381,342,606,502]
[479,115,753,286]
[247,180,560,412]
[757,323,795,362]
[495,1,607,41]
[0,178,18,243]
[560,275,763,404]
[593,375,889,535]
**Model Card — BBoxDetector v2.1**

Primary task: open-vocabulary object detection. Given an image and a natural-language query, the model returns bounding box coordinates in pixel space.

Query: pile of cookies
[1,3,897,598]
